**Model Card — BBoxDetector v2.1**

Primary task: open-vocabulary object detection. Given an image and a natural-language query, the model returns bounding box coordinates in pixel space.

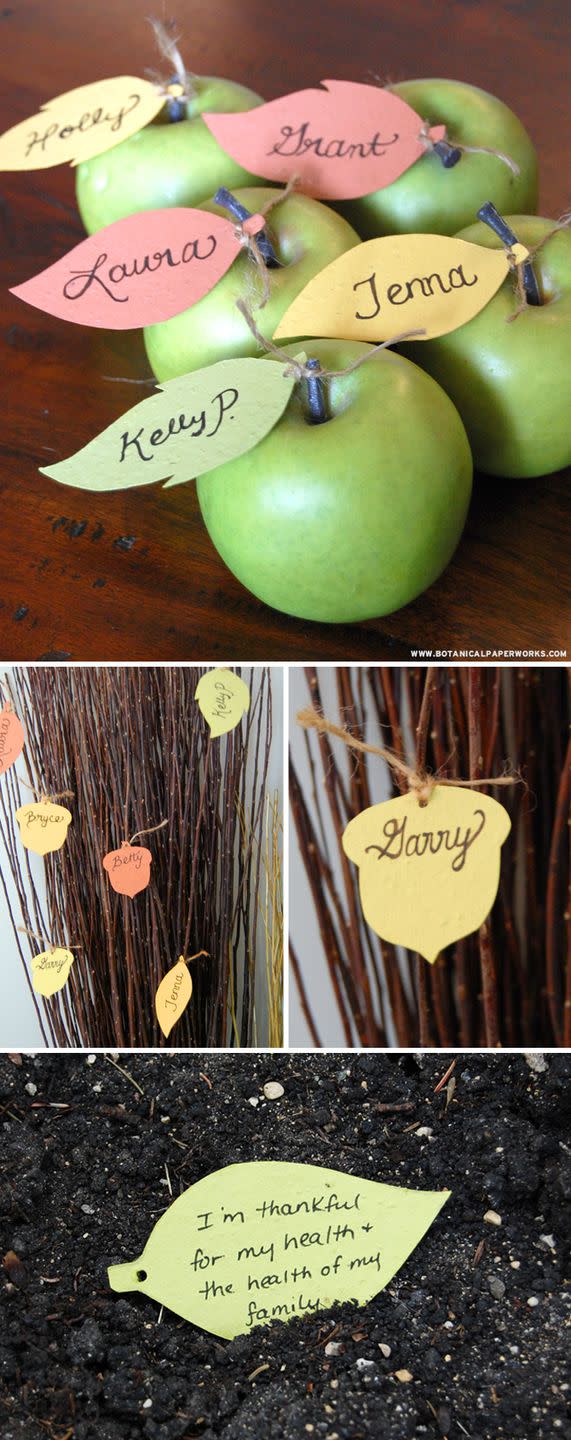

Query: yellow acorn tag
[342,785,511,962]
[274,234,529,343]
[15,801,73,856]
[155,957,193,1038]
[195,669,250,738]
[31,948,75,997]
[108,1160,450,1339]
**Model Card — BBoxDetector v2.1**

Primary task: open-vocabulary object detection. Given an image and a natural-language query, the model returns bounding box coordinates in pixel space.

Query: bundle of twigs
[0,666,281,1048]
[290,666,570,1049]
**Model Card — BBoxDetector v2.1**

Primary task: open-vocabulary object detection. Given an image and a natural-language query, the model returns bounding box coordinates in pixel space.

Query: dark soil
[0,1052,570,1440]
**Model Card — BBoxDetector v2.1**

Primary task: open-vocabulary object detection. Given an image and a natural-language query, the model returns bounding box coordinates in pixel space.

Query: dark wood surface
[0,0,569,662]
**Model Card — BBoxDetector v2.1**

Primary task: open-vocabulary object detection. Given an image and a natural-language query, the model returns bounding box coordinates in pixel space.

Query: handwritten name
[119,387,238,464]
[112,850,144,871]
[35,953,69,974]
[165,967,186,1012]
[268,122,399,161]
[63,235,218,304]
[365,809,486,873]
[23,809,66,830]
[353,265,478,319]
[25,94,143,159]
[212,680,234,718]
[0,716,10,757]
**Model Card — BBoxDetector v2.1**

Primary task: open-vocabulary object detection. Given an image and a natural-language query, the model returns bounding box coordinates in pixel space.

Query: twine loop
[127,817,169,846]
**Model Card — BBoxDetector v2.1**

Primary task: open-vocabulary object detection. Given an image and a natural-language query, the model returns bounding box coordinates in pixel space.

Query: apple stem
[304,359,329,425]
[214,187,279,268]
[165,76,187,123]
[432,138,462,168]
[477,201,541,305]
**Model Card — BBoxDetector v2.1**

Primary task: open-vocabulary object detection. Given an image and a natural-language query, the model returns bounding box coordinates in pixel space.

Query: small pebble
[395,1369,413,1382]
[527,1296,540,1307]
[356,1358,375,1371]
[415,1126,434,1139]
[142,1399,152,1409]
[86,1054,96,1066]
[483,1209,502,1226]
[248,1097,259,1108]
[81,1204,94,1214]
[540,1233,556,1249]
[24,1082,37,1096]
[263,1082,284,1100]
[378,1343,391,1358]
[524,1053,547,1073]
[325,1341,344,1356]
[488,1275,506,1300]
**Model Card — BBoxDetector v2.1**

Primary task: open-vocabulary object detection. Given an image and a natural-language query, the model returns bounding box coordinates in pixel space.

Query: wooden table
[0,0,569,661]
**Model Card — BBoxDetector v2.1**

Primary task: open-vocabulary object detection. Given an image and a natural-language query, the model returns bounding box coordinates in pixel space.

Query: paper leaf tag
[103,844,152,897]
[39,359,296,494]
[204,80,446,200]
[155,957,193,1038]
[0,705,25,776]
[195,669,250,738]
[0,77,165,171]
[107,1160,450,1339]
[11,209,266,330]
[274,235,529,343]
[31,948,75,997]
[342,785,511,963]
[15,802,72,856]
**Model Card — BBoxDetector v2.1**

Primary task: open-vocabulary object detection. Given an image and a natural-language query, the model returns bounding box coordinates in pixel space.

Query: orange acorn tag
[0,703,25,776]
[103,843,152,897]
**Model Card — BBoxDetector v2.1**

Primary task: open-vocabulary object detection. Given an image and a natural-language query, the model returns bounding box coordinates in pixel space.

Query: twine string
[505,211,571,320]
[17,777,74,804]
[146,17,195,101]
[418,122,520,176]
[127,817,169,846]
[230,175,300,310]
[17,925,82,953]
[297,706,521,806]
[181,949,210,966]
[236,300,425,379]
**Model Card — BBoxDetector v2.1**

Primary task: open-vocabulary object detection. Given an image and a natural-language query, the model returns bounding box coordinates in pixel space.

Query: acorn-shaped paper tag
[342,785,511,962]
[274,234,529,344]
[108,1160,450,1339]
[103,843,152,897]
[39,359,297,494]
[0,77,166,170]
[155,956,193,1038]
[31,947,75,997]
[15,801,73,856]
[195,669,250,738]
[0,703,25,776]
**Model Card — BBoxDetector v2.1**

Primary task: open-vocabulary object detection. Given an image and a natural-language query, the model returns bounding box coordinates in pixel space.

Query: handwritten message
[15,802,73,856]
[195,669,250,738]
[0,77,166,170]
[274,234,530,343]
[108,1161,450,1339]
[0,705,25,776]
[103,844,152,897]
[11,209,266,329]
[342,786,512,962]
[204,80,447,199]
[40,359,296,494]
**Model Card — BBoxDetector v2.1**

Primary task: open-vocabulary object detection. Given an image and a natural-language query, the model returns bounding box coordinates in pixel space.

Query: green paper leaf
[40,359,296,494]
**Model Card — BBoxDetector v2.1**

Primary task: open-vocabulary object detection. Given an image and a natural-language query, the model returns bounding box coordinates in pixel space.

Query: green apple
[402,215,571,477]
[339,79,538,238]
[75,77,264,234]
[196,339,472,623]
[144,187,361,380]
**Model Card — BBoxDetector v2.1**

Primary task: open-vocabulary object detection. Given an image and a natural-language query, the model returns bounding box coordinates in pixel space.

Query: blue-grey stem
[165,76,186,123]
[214,187,279,268]
[432,138,462,168]
[305,359,329,425]
[477,201,541,306]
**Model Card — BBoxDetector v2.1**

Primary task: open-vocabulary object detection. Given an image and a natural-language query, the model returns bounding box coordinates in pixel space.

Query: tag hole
[136,1269,147,1282]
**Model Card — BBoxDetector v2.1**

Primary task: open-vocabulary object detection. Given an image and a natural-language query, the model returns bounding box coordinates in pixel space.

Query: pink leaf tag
[103,843,153,897]
[10,208,266,329]
[0,704,25,776]
[204,80,444,200]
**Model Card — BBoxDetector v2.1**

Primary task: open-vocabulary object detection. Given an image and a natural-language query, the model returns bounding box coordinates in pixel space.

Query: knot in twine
[297,706,521,807]
[504,211,571,320]
[236,300,425,379]
[222,175,299,310]
[418,121,520,176]
[17,777,74,805]
[147,17,195,102]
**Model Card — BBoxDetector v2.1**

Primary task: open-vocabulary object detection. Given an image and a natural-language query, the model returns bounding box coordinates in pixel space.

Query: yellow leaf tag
[15,801,73,856]
[195,669,250,738]
[155,957,193,1038]
[108,1160,450,1339]
[0,77,165,171]
[342,785,511,962]
[31,948,75,997]
[274,235,529,343]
